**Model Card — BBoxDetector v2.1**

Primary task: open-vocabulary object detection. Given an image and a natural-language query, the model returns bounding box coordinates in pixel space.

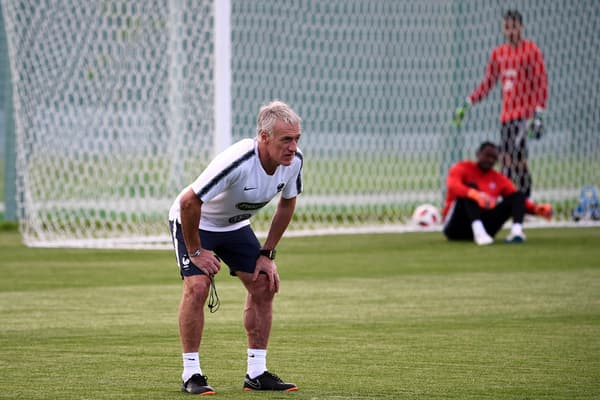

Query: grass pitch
[1,227,599,399]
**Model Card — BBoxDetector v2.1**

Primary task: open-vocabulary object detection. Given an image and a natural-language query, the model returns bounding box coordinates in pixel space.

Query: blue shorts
[169,220,261,278]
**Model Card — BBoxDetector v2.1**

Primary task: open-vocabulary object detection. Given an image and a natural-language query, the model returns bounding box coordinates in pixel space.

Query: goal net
[2,0,599,248]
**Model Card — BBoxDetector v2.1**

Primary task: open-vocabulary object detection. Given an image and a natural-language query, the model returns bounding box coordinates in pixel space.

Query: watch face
[260,249,275,259]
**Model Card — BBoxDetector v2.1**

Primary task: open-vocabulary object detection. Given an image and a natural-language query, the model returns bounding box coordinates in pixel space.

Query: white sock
[511,223,523,236]
[471,220,487,237]
[247,348,267,379]
[182,352,202,383]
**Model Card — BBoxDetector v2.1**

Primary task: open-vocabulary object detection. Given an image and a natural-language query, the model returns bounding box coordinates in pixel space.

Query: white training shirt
[168,138,303,232]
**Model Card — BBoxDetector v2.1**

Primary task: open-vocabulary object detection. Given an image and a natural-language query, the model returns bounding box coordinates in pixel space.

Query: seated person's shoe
[505,232,526,243]
[474,232,494,246]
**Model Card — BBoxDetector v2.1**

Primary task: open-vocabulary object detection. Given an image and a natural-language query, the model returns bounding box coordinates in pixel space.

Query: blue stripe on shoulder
[196,149,255,198]
[295,152,303,194]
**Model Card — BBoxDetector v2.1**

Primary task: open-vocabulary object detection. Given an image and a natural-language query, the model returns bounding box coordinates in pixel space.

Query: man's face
[476,145,499,172]
[261,119,301,167]
[503,18,522,46]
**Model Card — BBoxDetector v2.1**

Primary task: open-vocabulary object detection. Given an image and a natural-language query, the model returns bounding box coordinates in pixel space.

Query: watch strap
[259,249,276,260]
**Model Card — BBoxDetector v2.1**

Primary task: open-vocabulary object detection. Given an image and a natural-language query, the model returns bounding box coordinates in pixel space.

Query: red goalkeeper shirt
[442,160,536,220]
[468,39,548,122]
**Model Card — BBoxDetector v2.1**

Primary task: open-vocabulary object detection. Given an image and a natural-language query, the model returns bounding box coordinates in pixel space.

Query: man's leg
[481,192,526,242]
[501,120,531,197]
[211,226,296,391]
[177,276,217,394]
[503,192,527,242]
[169,220,216,395]
[507,191,526,223]
[517,160,532,198]
[513,121,531,198]
[444,198,493,245]
[179,275,211,353]
[238,272,274,359]
[444,199,475,240]
[237,272,297,391]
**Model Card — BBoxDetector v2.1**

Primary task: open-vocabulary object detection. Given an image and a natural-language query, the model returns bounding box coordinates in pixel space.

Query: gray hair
[256,100,301,137]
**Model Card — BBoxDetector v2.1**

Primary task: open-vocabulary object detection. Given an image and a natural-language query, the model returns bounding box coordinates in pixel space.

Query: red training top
[443,160,536,220]
[469,39,548,122]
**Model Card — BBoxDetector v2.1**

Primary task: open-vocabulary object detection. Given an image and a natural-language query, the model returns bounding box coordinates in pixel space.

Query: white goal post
[2,0,599,248]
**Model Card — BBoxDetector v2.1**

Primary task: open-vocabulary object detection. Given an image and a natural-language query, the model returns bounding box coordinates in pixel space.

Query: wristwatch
[259,249,276,260]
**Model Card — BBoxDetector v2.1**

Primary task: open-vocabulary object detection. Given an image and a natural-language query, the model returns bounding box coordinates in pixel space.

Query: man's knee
[183,276,211,302]
[443,201,473,241]
[505,191,525,204]
[245,275,275,303]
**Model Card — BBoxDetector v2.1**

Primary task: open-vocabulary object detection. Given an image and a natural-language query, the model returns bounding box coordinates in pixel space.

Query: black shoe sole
[243,386,298,392]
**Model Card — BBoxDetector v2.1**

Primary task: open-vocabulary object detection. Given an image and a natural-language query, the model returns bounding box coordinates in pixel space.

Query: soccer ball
[411,204,441,228]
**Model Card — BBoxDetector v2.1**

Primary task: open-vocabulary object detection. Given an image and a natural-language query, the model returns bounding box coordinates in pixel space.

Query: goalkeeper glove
[527,108,545,139]
[534,203,553,220]
[452,99,471,128]
[467,188,497,210]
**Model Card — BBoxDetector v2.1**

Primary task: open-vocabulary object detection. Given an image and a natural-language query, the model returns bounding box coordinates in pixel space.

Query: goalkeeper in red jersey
[452,10,548,198]
[442,141,552,246]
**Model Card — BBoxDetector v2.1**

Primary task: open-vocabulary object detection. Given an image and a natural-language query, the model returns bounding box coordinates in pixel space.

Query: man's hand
[452,100,471,128]
[467,188,497,209]
[253,256,280,293]
[189,250,221,276]
[527,109,545,139]
[534,203,553,220]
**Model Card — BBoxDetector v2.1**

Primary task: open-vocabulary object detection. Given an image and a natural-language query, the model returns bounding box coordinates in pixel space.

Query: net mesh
[2,0,599,248]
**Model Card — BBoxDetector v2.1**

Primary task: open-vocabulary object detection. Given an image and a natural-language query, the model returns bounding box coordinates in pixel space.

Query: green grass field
[1,227,599,399]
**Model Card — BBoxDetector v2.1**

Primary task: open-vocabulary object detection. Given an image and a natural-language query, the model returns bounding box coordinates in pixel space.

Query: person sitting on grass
[442,141,552,246]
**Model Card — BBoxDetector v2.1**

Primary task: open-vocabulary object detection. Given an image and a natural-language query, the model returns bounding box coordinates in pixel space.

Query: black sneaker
[243,371,298,391]
[182,374,216,395]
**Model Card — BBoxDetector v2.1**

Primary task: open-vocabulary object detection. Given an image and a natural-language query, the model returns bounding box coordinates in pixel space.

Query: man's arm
[447,163,496,209]
[179,188,220,276]
[469,51,499,104]
[527,44,548,138]
[180,188,202,252]
[446,163,471,199]
[453,50,499,127]
[253,196,297,292]
[533,44,548,110]
[262,196,297,251]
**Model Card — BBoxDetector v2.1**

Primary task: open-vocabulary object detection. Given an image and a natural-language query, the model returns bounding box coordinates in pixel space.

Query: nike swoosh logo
[245,379,261,389]
[244,186,257,191]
